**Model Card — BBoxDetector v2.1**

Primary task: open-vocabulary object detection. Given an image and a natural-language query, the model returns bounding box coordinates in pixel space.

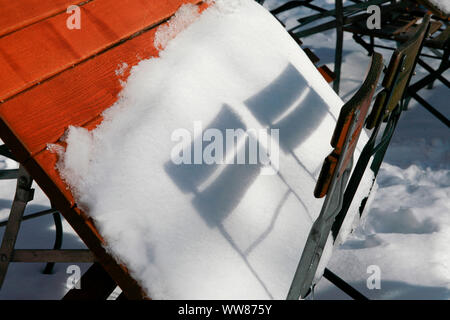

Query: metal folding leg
[0,165,34,287]
[0,165,95,289]
[42,210,63,274]
[407,47,450,128]
[334,0,344,93]
[323,268,369,300]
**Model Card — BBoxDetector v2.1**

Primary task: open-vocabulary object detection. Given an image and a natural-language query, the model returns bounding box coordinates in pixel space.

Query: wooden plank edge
[22,155,147,299]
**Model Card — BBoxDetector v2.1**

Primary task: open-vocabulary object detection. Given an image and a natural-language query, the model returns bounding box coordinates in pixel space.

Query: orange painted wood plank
[0,0,203,161]
[0,0,207,165]
[0,1,206,299]
[0,0,83,38]
[0,0,200,102]
[21,154,146,299]
[0,25,159,162]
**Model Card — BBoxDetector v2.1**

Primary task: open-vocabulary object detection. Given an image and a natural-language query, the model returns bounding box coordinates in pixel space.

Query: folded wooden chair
[294,41,337,84]
[335,14,431,231]
[344,0,449,127]
[268,0,393,93]
[287,52,384,299]
[288,14,431,300]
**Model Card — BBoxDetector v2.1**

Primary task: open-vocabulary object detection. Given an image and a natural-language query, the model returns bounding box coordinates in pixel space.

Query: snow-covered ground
[0,0,448,299]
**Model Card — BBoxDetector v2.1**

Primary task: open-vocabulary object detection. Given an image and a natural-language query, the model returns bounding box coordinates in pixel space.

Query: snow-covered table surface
[49,0,370,299]
[1,0,448,301]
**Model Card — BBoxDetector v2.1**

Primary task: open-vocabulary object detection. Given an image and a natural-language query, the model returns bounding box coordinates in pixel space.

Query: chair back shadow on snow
[165,63,332,225]
[165,63,333,298]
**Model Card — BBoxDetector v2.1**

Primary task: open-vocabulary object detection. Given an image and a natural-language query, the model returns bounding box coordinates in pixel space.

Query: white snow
[280,0,450,299]
[50,0,370,299]
[1,0,447,300]
[154,3,201,50]
[318,163,450,299]
[429,0,450,14]
[115,62,129,76]
[0,155,90,299]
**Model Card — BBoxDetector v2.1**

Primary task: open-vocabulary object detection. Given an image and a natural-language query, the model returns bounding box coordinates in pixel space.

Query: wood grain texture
[0,0,200,101]
[0,26,160,159]
[0,0,206,299]
[22,154,146,299]
[0,0,82,38]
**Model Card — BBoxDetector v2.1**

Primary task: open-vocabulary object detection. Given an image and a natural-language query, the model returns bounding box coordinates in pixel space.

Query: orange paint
[0,0,201,101]
[0,0,207,299]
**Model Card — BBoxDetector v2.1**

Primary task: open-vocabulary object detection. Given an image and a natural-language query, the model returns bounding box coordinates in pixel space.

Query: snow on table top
[53,0,369,299]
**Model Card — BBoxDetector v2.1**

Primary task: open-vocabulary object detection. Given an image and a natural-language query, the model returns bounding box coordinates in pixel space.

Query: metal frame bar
[0,144,19,180]
[0,166,95,289]
[271,0,391,93]
[0,165,35,287]
[0,208,58,227]
[287,53,384,300]
[323,268,369,300]
[11,250,95,263]
[343,2,449,126]
[334,15,432,239]
[0,145,16,161]
[43,211,64,274]
[0,169,19,180]
[334,0,344,93]
[293,0,390,28]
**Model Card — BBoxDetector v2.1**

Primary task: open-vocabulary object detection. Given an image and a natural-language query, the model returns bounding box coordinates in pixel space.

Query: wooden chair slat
[415,0,449,19]
[303,48,320,64]
[0,23,161,162]
[0,1,205,299]
[368,14,431,124]
[0,0,201,102]
[317,65,336,83]
[314,52,383,198]
[0,0,80,38]
[21,154,146,299]
[425,25,450,49]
